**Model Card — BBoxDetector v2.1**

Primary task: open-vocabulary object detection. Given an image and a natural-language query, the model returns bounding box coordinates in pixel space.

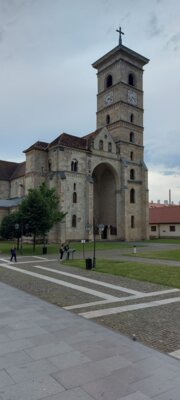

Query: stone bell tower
[92,28,149,240]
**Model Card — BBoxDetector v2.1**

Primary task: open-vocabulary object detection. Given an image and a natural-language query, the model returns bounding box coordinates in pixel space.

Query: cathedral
[0,30,149,242]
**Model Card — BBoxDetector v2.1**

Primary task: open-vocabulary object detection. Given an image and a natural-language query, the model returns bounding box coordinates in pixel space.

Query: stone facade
[0,41,149,243]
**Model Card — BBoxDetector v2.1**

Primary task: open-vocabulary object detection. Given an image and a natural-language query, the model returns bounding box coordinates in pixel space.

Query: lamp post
[93,223,104,268]
[86,221,104,268]
[15,223,20,250]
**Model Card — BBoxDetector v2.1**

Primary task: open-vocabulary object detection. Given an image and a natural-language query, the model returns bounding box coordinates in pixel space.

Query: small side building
[149,205,180,238]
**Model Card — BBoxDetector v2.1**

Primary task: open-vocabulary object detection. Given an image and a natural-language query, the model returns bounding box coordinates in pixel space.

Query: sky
[0,0,180,204]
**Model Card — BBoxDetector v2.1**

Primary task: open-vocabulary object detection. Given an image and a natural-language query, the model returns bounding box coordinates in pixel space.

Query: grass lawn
[65,259,180,289]
[131,249,180,261]
[1,239,180,289]
[0,240,133,256]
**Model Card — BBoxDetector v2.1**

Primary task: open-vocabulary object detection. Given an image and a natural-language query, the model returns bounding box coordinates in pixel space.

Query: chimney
[169,189,171,205]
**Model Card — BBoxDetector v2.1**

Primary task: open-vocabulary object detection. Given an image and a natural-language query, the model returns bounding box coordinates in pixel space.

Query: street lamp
[93,223,104,268]
[85,221,104,268]
[15,223,20,250]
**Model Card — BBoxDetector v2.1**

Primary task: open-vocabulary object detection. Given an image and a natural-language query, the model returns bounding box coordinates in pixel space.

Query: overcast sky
[0,0,180,204]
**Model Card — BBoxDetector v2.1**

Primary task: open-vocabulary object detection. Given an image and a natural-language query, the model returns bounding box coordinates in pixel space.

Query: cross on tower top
[116,26,124,45]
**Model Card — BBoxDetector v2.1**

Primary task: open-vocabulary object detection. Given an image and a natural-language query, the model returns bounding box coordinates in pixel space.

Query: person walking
[10,247,17,262]
[59,243,64,261]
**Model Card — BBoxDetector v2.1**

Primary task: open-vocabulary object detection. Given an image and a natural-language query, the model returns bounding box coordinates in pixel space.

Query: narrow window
[130,151,134,161]
[151,226,157,231]
[72,215,76,227]
[71,159,78,172]
[106,74,113,88]
[99,140,103,150]
[73,183,76,191]
[130,113,134,123]
[130,188,135,203]
[130,169,135,180]
[169,225,175,232]
[73,192,77,203]
[130,132,134,143]
[128,73,135,86]
[108,142,112,152]
[48,160,52,172]
[131,215,135,228]
[106,114,110,125]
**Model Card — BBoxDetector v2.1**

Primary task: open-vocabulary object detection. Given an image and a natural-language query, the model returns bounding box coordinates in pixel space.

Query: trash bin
[42,246,47,255]
[86,258,92,270]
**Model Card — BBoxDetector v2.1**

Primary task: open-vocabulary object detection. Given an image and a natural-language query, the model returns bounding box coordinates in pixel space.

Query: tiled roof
[48,133,88,150]
[149,206,180,224]
[23,141,49,153]
[82,128,101,140]
[0,160,19,180]
[10,162,26,179]
[0,160,25,180]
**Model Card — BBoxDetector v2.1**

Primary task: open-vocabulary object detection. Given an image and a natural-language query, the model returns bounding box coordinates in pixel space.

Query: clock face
[104,92,113,107]
[128,90,137,106]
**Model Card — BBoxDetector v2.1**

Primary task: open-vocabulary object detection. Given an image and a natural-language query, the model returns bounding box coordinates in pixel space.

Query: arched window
[130,169,135,180]
[130,188,135,203]
[71,159,78,172]
[48,160,52,172]
[130,132,134,143]
[130,151,134,161]
[131,215,135,228]
[99,140,103,150]
[106,74,113,88]
[128,73,135,86]
[72,214,76,227]
[108,142,112,152]
[106,114,110,125]
[130,113,134,123]
[73,192,77,203]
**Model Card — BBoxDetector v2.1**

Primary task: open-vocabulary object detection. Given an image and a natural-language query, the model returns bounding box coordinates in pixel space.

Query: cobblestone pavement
[0,248,180,357]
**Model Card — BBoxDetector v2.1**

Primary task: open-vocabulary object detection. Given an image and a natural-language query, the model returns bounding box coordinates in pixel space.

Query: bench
[66,249,76,260]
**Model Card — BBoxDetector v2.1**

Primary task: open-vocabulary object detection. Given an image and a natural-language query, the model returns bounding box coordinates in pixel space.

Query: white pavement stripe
[64,299,122,310]
[32,265,141,295]
[64,289,179,310]
[79,296,180,319]
[4,259,57,264]
[169,349,180,360]
[0,264,119,301]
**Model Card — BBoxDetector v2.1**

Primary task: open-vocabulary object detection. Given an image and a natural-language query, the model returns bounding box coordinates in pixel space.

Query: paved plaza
[0,250,180,399]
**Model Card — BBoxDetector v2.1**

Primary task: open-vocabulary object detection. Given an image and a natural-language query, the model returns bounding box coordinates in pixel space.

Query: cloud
[165,32,180,52]
[148,14,164,37]
[148,166,180,204]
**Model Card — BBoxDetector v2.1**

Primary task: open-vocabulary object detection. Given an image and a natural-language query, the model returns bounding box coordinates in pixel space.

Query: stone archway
[92,163,117,237]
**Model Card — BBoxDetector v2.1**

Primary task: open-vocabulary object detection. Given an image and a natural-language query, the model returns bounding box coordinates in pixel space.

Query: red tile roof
[149,206,180,224]
[48,133,88,150]
[23,141,49,153]
[0,160,19,180]
[0,160,26,180]
[10,162,26,179]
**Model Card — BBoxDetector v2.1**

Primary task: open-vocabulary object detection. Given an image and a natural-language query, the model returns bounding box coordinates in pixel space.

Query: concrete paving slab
[0,281,179,400]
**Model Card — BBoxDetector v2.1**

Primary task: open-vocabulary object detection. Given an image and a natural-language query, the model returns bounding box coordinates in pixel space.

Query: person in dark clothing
[64,242,70,259]
[10,247,17,262]
[59,244,64,261]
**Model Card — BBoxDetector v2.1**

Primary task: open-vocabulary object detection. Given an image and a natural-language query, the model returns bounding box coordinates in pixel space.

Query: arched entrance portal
[92,163,117,239]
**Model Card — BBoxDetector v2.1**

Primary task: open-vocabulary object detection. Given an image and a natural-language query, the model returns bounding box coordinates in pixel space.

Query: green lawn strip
[145,238,180,244]
[0,241,134,256]
[128,249,180,261]
[65,259,180,288]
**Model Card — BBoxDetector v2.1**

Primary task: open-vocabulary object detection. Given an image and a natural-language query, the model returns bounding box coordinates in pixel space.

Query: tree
[19,182,66,251]
[0,212,21,249]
